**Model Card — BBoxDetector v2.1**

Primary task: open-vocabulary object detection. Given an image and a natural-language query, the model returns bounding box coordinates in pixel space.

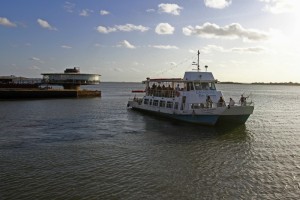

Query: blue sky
[1,0,299,82]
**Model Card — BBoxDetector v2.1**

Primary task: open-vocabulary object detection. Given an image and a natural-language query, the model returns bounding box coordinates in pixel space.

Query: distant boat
[127,51,254,126]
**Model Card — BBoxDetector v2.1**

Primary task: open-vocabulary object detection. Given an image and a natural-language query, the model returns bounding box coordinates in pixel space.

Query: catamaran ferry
[127,51,254,126]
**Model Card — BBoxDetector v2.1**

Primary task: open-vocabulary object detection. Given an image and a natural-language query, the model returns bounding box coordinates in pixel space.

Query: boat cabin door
[180,96,186,110]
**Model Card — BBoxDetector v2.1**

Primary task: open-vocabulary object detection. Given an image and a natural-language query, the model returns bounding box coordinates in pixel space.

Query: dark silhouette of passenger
[206,96,212,108]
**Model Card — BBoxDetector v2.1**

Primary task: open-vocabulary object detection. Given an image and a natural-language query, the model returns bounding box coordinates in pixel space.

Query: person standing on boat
[229,98,235,106]
[239,95,246,106]
[206,96,213,108]
[218,96,225,107]
[151,83,156,89]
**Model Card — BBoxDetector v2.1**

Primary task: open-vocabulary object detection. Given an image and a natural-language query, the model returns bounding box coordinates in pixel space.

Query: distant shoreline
[99,81,300,86]
[219,82,300,86]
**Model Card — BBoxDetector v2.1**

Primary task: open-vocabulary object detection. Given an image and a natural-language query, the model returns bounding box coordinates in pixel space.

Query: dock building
[42,67,100,90]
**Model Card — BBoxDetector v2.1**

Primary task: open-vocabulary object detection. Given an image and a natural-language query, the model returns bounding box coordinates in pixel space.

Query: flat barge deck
[0,88,101,99]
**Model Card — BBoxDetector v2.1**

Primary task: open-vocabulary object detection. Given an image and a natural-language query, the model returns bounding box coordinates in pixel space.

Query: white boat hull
[127,100,254,126]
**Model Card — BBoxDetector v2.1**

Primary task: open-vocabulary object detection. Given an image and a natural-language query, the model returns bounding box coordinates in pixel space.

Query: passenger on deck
[217,96,225,107]
[151,83,156,89]
[166,84,172,97]
[229,98,235,106]
[206,96,213,108]
[239,95,246,106]
[176,84,180,91]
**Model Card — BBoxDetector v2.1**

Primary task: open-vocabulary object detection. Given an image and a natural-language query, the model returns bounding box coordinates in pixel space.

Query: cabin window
[209,82,216,90]
[201,83,209,90]
[174,102,179,110]
[166,101,173,109]
[191,103,204,109]
[143,99,149,105]
[194,82,203,90]
[187,82,194,91]
[149,99,153,106]
[193,82,211,90]
[153,100,159,106]
[193,82,216,90]
[159,100,166,108]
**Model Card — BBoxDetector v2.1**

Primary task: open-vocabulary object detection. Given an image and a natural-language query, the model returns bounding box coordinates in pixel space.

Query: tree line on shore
[218,81,300,86]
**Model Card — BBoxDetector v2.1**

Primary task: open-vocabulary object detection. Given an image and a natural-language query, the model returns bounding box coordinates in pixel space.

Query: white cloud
[146,9,156,13]
[29,57,44,64]
[201,45,266,54]
[94,43,104,47]
[158,3,183,15]
[115,24,149,32]
[231,47,266,53]
[37,19,57,30]
[80,9,93,17]
[61,45,72,49]
[97,24,149,34]
[259,0,295,14]
[155,23,175,35]
[149,45,179,50]
[113,67,123,72]
[204,0,232,9]
[189,49,197,54]
[30,57,41,61]
[118,40,136,49]
[96,26,117,34]
[100,10,110,15]
[130,67,141,73]
[64,2,75,13]
[183,22,269,41]
[201,45,226,53]
[132,61,144,66]
[30,65,41,70]
[0,17,16,27]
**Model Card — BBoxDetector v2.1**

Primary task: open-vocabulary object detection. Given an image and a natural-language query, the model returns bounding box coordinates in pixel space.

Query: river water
[1,83,300,199]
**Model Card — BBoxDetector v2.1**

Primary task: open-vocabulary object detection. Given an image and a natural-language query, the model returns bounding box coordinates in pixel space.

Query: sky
[1,0,300,82]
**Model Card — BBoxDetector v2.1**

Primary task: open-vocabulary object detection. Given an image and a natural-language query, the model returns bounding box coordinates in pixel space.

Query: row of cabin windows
[144,99,179,109]
[186,82,216,91]
[147,82,216,93]
[143,99,219,110]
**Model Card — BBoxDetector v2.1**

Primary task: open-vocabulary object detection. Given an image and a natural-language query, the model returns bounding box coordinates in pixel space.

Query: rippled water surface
[1,83,300,199]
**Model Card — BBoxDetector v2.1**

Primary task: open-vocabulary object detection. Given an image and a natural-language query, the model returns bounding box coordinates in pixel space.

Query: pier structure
[0,76,41,88]
[41,67,100,90]
[0,68,101,99]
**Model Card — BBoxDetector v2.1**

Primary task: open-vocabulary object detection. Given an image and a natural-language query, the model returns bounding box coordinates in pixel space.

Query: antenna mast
[197,50,200,71]
[192,50,201,72]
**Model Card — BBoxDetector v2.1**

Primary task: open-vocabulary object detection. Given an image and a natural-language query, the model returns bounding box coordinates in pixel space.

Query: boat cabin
[144,72,217,95]
[139,71,223,110]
